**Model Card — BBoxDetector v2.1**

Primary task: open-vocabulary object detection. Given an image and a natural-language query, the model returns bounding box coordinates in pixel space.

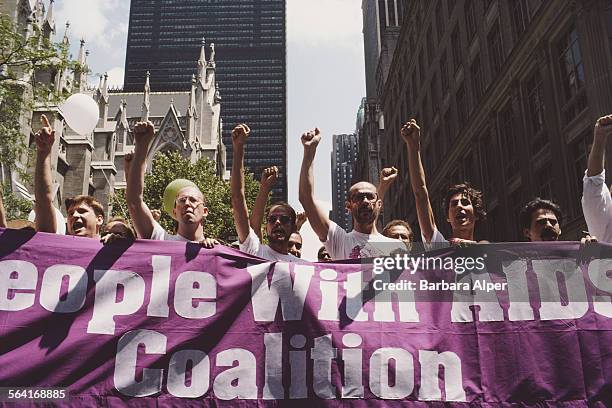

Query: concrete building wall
[379,0,612,242]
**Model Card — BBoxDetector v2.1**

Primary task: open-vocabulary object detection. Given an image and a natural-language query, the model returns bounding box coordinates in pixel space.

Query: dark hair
[519,198,562,230]
[317,245,330,261]
[443,183,486,221]
[65,195,104,218]
[382,219,414,241]
[266,202,297,225]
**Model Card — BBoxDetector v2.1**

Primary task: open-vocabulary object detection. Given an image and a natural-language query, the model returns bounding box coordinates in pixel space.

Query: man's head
[65,195,104,238]
[346,181,382,227]
[383,220,414,243]
[265,202,297,245]
[103,216,135,241]
[288,232,303,258]
[173,186,209,225]
[318,245,332,262]
[443,183,486,233]
[520,198,562,241]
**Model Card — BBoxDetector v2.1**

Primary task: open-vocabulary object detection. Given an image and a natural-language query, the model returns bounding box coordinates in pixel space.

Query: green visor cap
[163,179,198,217]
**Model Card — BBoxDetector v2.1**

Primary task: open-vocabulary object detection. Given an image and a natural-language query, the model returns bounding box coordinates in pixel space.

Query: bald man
[298,128,403,260]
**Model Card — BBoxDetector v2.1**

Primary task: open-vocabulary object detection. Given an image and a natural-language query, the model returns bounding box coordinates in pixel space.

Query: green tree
[111,152,262,242]
[0,14,76,171]
[0,184,33,220]
[0,13,81,217]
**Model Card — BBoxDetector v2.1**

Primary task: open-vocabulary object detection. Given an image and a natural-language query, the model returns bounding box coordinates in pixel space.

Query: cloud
[88,66,124,88]
[54,0,128,50]
[287,0,363,52]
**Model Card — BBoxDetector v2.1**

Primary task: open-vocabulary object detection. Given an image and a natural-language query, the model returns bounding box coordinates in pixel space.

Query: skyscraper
[331,133,358,231]
[124,0,287,200]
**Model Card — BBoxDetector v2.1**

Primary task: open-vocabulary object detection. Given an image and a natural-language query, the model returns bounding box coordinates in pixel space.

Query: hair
[519,198,563,230]
[317,245,330,261]
[65,195,104,218]
[107,215,128,225]
[443,183,487,221]
[266,202,297,225]
[382,219,414,241]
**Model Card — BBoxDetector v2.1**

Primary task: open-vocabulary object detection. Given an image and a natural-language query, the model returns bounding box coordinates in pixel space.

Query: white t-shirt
[240,227,300,262]
[421,228,450,251]
[324,221,405,260]
[582,170,612,242]
[150,221,191,241]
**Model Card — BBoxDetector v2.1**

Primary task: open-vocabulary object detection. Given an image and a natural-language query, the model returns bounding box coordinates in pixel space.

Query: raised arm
[230,124,252,243]
[34,114,57,233]
[401,119,437,242]
[250,166,277,241]
[377,167,398,201]
[126,121,156,238]
[587,114,612,176]
[298,128,330,241]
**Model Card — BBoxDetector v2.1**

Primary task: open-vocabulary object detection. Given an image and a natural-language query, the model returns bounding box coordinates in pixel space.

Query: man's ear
[202,206,209,217]
[345,201,351,212]
[96,215,104,230]
[523,228,531,241]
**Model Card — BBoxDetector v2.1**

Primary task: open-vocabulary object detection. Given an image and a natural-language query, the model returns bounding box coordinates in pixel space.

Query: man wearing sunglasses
[231,124,299,261]
[299,128,403,260]
[126,121,215,247]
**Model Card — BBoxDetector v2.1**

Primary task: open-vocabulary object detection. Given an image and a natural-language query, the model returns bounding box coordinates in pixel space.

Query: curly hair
[443,183,487,221]
[519,198,562,230]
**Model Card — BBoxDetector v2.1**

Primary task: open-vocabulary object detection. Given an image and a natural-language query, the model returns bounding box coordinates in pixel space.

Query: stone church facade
[1,0,226,220]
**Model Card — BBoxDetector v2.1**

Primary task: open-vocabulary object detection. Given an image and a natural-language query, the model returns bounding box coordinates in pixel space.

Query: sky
[54,0,366,260]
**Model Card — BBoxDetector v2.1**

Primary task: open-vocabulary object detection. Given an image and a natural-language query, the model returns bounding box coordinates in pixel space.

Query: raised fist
[301,128,321,150]
[232,123,250,146]
[296,211,307,230]
[595,114,612,139]
[380,167,398,185]
[400,119,420,146]
[34,114,55,157]
[261,166,278,189]
[133,121,155,146]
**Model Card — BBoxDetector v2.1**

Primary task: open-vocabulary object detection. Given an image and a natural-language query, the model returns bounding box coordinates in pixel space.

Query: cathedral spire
[62,21,70,46]
[141,71,150,121]
[197,37,207,80]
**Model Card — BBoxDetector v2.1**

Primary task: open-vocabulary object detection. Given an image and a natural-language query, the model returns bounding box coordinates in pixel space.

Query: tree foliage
[111,152,261,242]
[0,184,32,220]
[0,14,80,177]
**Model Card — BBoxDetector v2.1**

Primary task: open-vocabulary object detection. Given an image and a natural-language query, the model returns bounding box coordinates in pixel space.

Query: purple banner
[0,228,610,406]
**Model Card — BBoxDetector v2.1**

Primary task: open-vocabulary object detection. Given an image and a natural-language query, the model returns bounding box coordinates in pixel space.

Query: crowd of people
[1,113,611,262]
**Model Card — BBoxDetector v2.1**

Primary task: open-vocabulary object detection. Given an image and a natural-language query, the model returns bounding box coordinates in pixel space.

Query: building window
[525,71,547,154]
[436,0,444,41]
[427,26,434,65]
[608,5,612,54]
[482,132,499,197]
[569,131,592,211]
[456,84,468,129]
[535,164,554,201]
[440,51,449,93]
[499,103,518,177]
[558,27,587,124]
[487,20,504,81]
[465,0,477,42]
[388,0,397,26]
[510,0,530,41]
[444,108,454,143]
[431,73,439,116]
[378,0,387,29]
[451,26,462,72]
[419,49,425,83]
[508,187,523,240]
[470,54,484,103]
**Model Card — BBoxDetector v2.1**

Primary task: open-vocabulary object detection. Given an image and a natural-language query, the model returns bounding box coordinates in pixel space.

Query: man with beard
[583,114,612,242]
[402,119,486,245]
[519,199,562,241]
[299,128,403,260]
[126,121,215,247]
[231,124,299,261]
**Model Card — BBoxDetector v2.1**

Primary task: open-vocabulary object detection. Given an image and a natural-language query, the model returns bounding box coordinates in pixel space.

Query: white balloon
[59,93,99,135]
[28,207,66,235]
